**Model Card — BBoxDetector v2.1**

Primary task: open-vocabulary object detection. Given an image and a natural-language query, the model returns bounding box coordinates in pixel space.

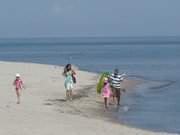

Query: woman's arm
[72,69,76,75]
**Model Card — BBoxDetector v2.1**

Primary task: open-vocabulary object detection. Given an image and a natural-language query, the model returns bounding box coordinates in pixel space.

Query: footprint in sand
[6,104,11,109]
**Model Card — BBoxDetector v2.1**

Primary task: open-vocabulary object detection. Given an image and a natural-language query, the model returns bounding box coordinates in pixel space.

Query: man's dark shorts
[111,87,121,97]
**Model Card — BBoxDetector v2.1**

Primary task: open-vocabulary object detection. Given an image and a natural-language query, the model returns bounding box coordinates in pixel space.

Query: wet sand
[0,61,175,135]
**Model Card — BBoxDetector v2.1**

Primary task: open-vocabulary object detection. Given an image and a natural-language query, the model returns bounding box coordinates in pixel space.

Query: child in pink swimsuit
[13,73,24,104]
[102,78,111,109]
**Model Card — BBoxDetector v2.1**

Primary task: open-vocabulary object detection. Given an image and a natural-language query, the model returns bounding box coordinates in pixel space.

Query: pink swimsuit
[14,79,23,90]
[103,83,111,98]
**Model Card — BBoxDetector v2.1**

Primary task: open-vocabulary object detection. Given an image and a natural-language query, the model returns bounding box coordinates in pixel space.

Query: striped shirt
[110,73,124,89]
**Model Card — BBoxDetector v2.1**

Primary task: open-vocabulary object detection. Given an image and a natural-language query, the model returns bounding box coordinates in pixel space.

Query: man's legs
[112,87,116,103]
[116,88,121,106]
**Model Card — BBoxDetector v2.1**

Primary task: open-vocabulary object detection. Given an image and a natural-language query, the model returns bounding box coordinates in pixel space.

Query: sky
[0,0,180,38]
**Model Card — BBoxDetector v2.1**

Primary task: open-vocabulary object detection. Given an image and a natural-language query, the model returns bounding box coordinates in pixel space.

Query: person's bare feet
[17,98,20,104]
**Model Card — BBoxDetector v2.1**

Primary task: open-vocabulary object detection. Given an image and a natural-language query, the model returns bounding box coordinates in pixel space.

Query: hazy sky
[0,0,180,38]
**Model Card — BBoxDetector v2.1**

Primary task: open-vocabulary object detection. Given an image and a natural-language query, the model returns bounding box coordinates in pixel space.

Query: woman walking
[63,64,76,101]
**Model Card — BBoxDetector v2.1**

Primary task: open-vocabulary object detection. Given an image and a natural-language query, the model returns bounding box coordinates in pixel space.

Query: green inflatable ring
[96,72,110,94]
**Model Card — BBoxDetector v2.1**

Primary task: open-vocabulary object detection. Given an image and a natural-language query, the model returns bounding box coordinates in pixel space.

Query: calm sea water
[0,37,180,133]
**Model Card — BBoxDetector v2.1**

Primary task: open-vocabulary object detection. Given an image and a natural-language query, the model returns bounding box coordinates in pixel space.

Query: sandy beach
[0,61,175,135]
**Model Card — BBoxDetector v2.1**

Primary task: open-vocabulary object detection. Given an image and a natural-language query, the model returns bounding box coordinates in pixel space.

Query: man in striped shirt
[110,69,125,106]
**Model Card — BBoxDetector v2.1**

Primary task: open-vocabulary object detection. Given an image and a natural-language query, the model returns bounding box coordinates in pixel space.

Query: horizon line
[0,35,180,40]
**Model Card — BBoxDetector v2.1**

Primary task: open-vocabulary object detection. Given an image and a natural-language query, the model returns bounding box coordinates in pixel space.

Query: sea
[0,37,180,133]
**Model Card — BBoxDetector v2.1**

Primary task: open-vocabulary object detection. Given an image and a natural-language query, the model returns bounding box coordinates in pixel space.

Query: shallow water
[0,37,180,133]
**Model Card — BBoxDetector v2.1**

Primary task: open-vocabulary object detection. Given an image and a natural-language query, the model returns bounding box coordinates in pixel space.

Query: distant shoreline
[0,36,180,45]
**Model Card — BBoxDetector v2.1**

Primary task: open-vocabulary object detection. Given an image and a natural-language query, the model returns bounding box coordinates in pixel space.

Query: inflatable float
[96,72,110,94]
